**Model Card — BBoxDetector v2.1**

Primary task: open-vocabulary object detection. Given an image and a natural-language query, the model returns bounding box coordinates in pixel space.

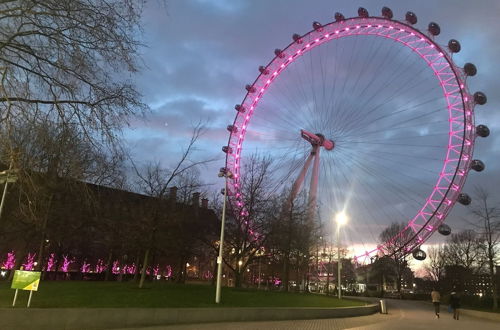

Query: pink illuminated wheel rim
[222,10,487,262]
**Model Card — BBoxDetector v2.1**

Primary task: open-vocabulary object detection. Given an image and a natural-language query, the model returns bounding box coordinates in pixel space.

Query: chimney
[169,186,178,201]
[192,192,200,208]
[169,186,178,208]
[201,198,208,209]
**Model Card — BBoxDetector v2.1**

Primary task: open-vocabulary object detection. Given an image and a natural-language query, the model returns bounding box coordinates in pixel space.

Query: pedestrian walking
[431,288,441,318]
[450,288,461,320]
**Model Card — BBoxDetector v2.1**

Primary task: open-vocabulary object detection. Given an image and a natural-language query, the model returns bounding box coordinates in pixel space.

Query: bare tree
[443,229,486,273]
[379,222,413,294]
[0,0,152,274]
[132,123,216,288]
[222,154,275,288]
[0,117,131,278]
[424,245,446,283]
[0,0,148,148]
[267,191,311,292]
[469,188,500,310]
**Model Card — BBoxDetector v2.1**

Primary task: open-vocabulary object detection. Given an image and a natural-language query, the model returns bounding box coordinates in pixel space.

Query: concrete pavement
[121,299,499,330]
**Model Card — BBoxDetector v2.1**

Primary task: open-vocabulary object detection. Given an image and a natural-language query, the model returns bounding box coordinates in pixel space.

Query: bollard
[380,299,388,314]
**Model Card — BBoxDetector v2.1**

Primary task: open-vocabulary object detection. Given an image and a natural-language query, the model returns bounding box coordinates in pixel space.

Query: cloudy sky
[123,0,500,259]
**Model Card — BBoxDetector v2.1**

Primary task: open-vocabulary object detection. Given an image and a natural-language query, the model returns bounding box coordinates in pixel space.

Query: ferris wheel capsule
[381,7,393,19]
[312,21,323,31]
[464,63,477,76]
[274,49,285,58]
[476,125,490,137]
[412,249,427,261]
[292,33,303,43]
[474,91,487,105]
[405,11,417,25]
[458,193,472,205]
[438,224,451,236]
[245,84,256,93]
[428,22,441,36]
[448,39,461,53]
[358,7,369,18]
[234,104,246,113]
[259,66,269,75]
[471,159,485,172]
[334,12,345,22]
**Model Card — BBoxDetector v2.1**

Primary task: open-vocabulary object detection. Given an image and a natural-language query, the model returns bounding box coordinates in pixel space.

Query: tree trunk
[35,216,49,271]
[211,257,217,286]
[489,258,498,310]
[283,251,290,292]
[234,269,242,288]
[117,255,124,282]
[176,257,186,283]
[139,248,150,289]
[326,255,331,295]
[133,254,140,282]
[396,263,402,293]
[104,250,113,281]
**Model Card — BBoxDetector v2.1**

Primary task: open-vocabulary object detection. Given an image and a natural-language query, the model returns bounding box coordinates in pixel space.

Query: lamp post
[215,167,233,304]
[335,212,348,299]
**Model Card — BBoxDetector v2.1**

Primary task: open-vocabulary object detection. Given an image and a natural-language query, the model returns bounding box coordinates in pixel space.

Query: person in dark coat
[449,289,461,320]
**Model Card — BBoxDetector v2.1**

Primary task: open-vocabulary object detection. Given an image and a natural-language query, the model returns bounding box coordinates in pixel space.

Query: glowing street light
[335,211,348,299]
[335,212,348,226]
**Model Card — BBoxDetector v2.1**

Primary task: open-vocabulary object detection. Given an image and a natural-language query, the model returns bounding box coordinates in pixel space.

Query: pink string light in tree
[203,270,213,280]
[153,264,160,277]
[127,263,136,275]
[95,259,106,273]
[81,260,91,273]
[46,253,56,271]
[2,251,15,270]
[164,265,172,278]
[111,260,120,274]
[61,255,74,273]
[22,253,36,271]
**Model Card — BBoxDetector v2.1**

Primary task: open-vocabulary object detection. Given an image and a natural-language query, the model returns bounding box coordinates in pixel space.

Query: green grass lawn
[0,281,365,308]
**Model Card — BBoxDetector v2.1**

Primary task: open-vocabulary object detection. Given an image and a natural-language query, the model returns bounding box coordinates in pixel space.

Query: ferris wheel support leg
[307,146,320,223]
[285,150,315,211]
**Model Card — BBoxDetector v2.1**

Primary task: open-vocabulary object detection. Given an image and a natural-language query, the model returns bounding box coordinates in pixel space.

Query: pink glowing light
[81,260,91,273]
[165,265,172,278]
[153,264,160,277]
[46,253,56,271]
[61,255,74,273]
[2,251,15,270]
[112,260,120,274]
[95,259,106,273]
[22,253,36,271]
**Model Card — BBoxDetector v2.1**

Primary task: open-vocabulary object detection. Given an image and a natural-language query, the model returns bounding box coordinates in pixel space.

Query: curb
[0,304,380,330]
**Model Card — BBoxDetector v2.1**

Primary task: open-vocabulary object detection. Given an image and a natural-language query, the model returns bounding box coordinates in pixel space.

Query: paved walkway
[121,299,499,330]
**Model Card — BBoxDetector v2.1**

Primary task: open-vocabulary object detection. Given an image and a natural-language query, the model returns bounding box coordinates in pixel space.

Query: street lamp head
[238,260,243,266]
[335,212,348,226]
